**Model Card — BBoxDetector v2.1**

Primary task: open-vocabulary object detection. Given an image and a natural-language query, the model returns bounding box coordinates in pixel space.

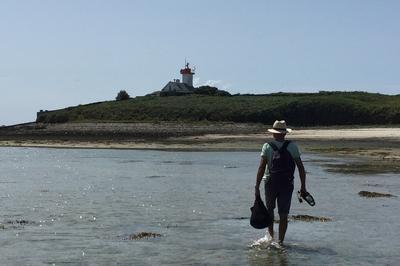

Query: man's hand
[300,187,307,198]
[255,186,260,197]
[294,158,307,197]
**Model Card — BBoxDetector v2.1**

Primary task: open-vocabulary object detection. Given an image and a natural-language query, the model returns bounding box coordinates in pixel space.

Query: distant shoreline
[0,122,399,163]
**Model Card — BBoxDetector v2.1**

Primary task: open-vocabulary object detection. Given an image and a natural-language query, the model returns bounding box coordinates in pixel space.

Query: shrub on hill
[194,86,231,96]
[37,113,69,123]
[116,90,130,101]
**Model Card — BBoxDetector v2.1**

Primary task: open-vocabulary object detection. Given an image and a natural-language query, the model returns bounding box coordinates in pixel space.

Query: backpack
[268,140,295,182]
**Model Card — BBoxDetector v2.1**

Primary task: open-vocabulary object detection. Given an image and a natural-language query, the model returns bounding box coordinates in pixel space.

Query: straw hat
[267,120,292,134]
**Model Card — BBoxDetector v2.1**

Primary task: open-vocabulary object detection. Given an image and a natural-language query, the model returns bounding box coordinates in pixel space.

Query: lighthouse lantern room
[180,62,195,87]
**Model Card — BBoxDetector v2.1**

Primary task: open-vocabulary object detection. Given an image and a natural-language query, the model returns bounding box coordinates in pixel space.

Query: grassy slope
[36,91,400,126]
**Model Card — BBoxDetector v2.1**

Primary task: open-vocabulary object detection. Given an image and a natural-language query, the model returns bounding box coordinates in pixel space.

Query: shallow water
[0,147,398,265]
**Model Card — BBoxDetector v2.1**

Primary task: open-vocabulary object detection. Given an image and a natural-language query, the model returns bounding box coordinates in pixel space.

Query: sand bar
[0,123,399,162]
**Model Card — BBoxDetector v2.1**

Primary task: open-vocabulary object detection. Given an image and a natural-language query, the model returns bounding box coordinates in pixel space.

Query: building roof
[161,81,196,93]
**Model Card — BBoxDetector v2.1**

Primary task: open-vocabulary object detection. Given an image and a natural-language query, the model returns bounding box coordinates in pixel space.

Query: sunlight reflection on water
[0,147,398,265]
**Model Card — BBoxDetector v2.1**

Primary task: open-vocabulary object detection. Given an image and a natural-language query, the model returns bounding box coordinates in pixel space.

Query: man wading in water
[255,120,307,245]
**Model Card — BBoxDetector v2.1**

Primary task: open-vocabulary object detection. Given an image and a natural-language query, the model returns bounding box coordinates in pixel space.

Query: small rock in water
[290,214,332,222]
[358,191,395,198]
[1,219,37,229]
[6,219,36,225]
[124,232,162,240]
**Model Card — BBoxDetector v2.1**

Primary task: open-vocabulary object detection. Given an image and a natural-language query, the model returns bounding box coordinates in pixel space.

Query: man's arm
[255,157,267,197]
[294,157,307,194]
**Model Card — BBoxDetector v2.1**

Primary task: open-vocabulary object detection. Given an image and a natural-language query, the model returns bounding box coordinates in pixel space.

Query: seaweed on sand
[290,215,332,222]
[123,232,162,240]
[358,191,396,198]
[322,161,400,174]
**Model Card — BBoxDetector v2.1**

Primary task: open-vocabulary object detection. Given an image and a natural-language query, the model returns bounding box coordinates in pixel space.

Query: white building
[160,62,196,94]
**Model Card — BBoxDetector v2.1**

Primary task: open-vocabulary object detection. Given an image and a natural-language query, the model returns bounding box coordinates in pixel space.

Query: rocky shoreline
[0,122,265,140]
[1,122,400,166]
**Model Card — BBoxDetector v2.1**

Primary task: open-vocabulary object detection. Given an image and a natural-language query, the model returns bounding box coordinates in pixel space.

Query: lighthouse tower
[180,62,195,87]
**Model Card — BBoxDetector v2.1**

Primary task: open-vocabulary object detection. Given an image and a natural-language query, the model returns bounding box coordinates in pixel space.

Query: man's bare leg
[268,224,274,239]
[278,214,288,244]
[267,211,274,239]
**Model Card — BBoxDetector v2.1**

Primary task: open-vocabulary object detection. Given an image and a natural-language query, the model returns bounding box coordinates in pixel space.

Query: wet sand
[0,122,399,163]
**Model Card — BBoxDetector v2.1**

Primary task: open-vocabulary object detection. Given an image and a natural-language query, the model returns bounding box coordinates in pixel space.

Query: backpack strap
[280,140,291,151]
[269,141,291,152]
[268,142,278,151]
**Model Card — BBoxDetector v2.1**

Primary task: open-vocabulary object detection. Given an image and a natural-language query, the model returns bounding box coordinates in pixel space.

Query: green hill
[36,91,400,126]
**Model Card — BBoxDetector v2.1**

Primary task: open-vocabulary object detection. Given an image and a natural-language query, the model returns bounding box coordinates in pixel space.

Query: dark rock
[123,232,162,240]
[290,214,332,222]
[358,191,395,198]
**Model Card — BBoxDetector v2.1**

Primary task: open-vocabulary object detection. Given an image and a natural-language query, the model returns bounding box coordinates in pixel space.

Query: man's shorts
[264,178,294,215]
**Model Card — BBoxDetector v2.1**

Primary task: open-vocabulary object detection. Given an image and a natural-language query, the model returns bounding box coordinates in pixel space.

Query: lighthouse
[180,62,195,87]
[158,61,197,95]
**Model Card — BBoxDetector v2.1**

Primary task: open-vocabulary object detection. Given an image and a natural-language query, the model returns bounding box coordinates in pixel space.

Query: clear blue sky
[0,0,399,125]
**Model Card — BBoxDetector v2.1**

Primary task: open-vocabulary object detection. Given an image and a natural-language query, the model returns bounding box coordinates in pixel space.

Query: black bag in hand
[250,195,273,229]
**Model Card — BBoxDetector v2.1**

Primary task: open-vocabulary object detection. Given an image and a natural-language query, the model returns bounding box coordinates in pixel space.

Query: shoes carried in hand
[297,190,315,206]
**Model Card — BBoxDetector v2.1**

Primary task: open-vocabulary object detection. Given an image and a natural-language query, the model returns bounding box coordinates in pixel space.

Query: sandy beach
[0,122,399,164]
